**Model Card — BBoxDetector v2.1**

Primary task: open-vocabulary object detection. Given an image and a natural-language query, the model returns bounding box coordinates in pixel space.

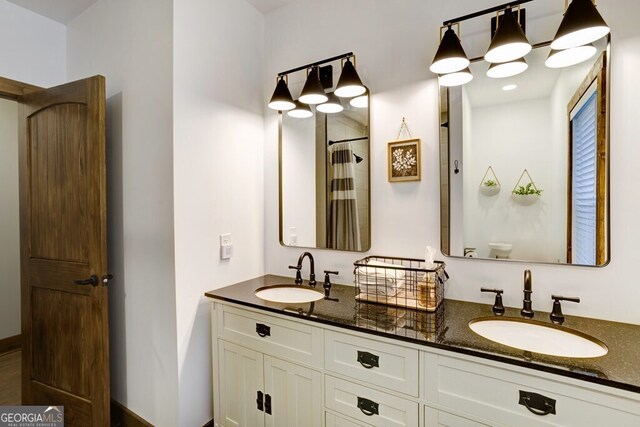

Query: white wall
[0,99,20,340]
[463,97,563,262]
[264,0,640,325]
[173,0,265,425]
[67,1,179,425]
[0,0,66,87]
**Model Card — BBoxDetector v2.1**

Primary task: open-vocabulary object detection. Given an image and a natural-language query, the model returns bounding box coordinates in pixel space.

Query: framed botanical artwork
[388,138,421,182]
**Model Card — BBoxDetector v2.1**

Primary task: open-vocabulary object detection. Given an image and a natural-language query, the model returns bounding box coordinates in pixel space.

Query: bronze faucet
[521,269,534,318]
[289,252,317,287]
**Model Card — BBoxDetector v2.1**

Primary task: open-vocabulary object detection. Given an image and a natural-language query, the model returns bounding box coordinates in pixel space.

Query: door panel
[218,340,265,427]
[19,76,108,426]
[29,103,89,262]
[264,355,322,427]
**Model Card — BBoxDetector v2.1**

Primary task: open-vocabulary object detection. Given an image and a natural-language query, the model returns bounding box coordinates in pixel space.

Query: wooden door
[217,340,265,427]
[18,76,109,426]
[264,355,322,427]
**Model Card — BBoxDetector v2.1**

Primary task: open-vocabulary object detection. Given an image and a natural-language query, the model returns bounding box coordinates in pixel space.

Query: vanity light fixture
[430,24,470,75]
[487,57,528,78]
[350,93,368,109]
[270,52,367,117]
[287,100,314,118]
[484,7,532,63]
[268,76,295,111]
[299,67,328,105]
[439,68,474,87]
[317,92,344,114]
[550,0,610,50]
[545,43,597,68]
[334,57,366,98]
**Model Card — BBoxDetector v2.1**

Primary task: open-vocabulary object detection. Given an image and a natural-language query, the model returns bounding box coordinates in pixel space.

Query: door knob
[74,275,99,287]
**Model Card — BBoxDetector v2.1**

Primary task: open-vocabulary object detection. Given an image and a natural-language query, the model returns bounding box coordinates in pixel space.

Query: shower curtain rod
[328,136,369,145]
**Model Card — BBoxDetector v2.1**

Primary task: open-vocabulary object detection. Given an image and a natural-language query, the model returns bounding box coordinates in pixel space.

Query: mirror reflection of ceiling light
[545,43,597,68]
[316,92,344,114]
[502,84,518,91]
[439,68,474,87]
[350,94,368,108]
[487,57,528,78]
[287,100,313,118]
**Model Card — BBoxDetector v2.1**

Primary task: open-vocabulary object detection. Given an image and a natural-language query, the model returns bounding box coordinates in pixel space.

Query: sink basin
[255,285,324,304]
[469,317,608,358]
[489,242,513,259]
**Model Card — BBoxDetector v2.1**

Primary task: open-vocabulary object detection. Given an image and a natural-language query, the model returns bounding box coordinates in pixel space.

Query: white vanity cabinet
[213,304,323,427]
[423,350,640,426]
[211,301,640,427]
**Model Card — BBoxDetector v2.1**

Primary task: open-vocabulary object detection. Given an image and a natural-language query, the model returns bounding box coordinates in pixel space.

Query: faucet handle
[550,295,580,325]
[481,288,505,316]
[288,265,303,285]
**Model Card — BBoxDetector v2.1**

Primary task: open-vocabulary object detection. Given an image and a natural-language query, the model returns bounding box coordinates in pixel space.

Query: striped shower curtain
[327,142,361,251]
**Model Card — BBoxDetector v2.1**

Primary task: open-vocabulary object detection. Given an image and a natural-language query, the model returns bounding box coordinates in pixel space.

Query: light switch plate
[220,233,232,246]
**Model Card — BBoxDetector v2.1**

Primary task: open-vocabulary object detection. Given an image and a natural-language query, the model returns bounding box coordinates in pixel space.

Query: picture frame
[388,138,421,182]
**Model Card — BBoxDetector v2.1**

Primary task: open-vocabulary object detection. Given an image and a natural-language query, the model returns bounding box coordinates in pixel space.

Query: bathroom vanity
[206,275,640,426]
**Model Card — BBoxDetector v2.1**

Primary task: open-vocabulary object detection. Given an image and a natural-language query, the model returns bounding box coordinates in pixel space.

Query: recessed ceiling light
[502,84,518,91]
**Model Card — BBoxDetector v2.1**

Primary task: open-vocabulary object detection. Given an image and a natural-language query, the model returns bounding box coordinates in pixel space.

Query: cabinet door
[263,355,322,427]
[218,340,265,427]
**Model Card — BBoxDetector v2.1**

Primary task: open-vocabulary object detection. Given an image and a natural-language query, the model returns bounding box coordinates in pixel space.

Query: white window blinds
[572,92,597,265]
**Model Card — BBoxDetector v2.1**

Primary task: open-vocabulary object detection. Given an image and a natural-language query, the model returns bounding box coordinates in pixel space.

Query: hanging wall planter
[479,166,501,196]
[511,169,542,206]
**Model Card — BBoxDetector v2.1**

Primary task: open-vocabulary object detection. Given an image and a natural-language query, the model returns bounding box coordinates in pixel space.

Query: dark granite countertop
[205,274,640,395]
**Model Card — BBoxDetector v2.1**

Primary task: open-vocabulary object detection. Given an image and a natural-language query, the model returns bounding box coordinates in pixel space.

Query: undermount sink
[469,317,608,358]
[255,285,324,304]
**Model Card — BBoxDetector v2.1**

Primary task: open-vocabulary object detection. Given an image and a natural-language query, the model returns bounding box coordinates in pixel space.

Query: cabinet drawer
[425,353,640,426]
[326,411,372,427]
[424,406,489,427]
[217,304,322,366]
[325,375,419,427]
[325,330,419,396]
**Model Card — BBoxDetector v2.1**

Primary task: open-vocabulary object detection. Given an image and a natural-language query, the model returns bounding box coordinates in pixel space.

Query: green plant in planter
[483,180,498,187]
[513,182,542,196]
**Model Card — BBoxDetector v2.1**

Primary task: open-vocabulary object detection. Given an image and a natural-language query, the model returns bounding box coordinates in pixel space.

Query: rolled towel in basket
[356,260,406,296]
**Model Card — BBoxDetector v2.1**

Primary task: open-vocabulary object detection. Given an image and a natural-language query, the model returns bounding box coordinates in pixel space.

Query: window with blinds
[571,91,597,265]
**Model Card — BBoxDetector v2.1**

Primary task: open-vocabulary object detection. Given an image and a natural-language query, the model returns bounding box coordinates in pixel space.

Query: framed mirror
[279,94,370,251]
[439,37,610,266]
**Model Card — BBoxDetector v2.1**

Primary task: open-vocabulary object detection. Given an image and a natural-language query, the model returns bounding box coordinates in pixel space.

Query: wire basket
[354,255,448,312]
[355,301,445,341]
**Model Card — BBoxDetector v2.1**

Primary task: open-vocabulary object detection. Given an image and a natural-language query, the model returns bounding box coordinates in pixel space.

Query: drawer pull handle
[357,350,379,369]
[256,323,271,337]
[357,397,379,416]
[519,390,556,416]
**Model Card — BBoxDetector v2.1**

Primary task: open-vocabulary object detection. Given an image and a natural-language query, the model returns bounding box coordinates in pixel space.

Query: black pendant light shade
[551,0,610,50]
[335,58,366,98]
[485,8,532,63]
[430,27,470,74]
[268,77,295,111]
[287,100,314,118]
[299,67,328,105]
